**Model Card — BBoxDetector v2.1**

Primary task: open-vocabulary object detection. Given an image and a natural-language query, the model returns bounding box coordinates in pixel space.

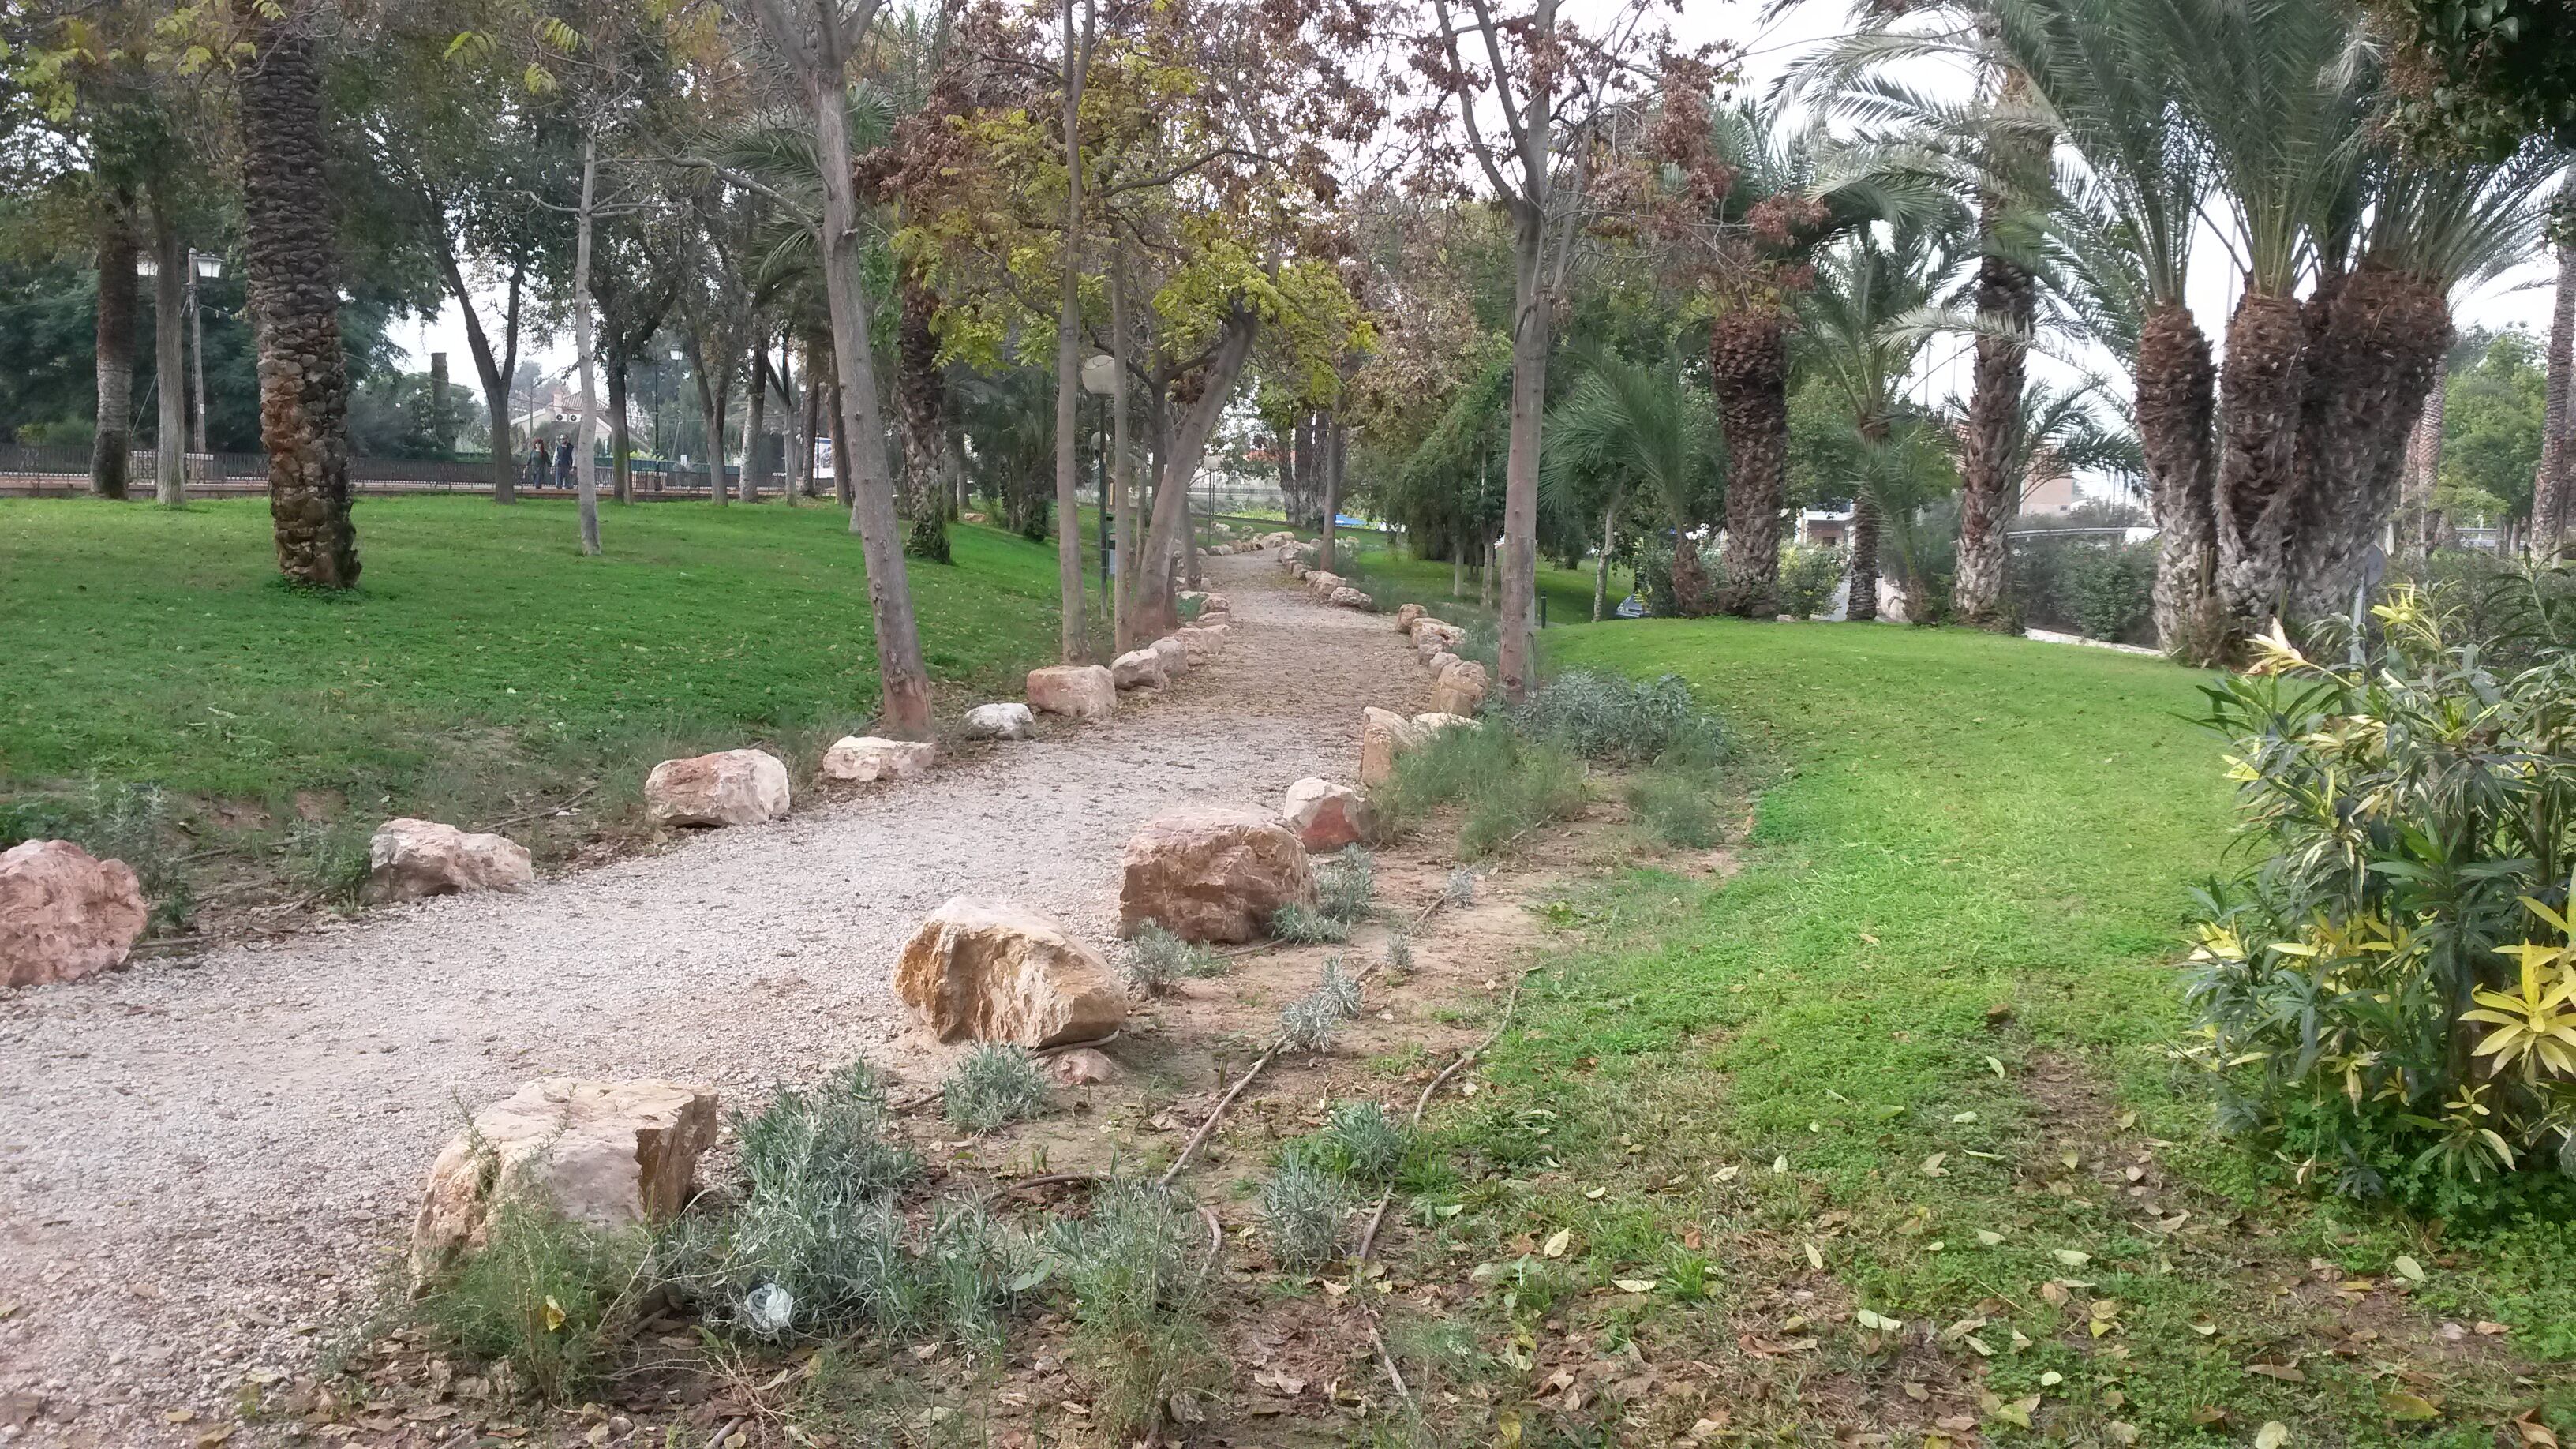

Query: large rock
[1425,650,1463,676]
[1428,659,1490,717]
[962,702,1037,740]
[895,898,1126,1047]
[366,818,534,904]
[410,1078,717,1285]
[1395,603,1425,631]
[1118,807,1316,943]
[1282,778,1370,852]
[1172,626,1228,664]
[1027,665,1116,721]
[1360,709,1477,785]
[1304,571,1346,598]
[1411,620,1466,661]
[646,749,791,827]
[1179,590,1231,616]
[1196,610,1235,632]
[1150,635,1193,677]
[819,736,937,783]
[0,841,148,988]
[1329,586,1374,611]
[1111,647,1169,691]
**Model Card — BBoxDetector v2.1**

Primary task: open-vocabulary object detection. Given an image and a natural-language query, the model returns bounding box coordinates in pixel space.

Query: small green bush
[1315,845,1376,923]
[283,817,374,902]
[1279,957,1363,1050]
[1503,670,1722,766]
[1121,922,1225,994]
[1046,1181,1223,1439]
[1370,721,1590,859]
[942,1046,1052,1134]
[1261,1159,1350,1271]
[1312,1101,1410,1185]
[415,1198,643,1403]
[1777,542,1847,620]
[1626,768,1722,848]
[2068,544,2155,642]
[1457,741,1587,860]
[1267,900,1350,944]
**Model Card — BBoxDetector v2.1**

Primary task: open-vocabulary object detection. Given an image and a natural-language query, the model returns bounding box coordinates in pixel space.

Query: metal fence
[0,444,764,500]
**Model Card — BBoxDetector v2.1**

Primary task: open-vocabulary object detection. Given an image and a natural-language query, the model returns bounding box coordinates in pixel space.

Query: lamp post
[188,251,220,457]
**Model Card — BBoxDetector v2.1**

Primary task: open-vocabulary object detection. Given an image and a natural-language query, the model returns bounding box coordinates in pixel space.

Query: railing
[0,445,804,502]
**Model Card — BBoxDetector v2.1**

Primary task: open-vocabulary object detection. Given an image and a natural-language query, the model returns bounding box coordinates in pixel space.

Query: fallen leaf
[2039,1371,2063,1387]
[1919,1152,1949,1177]
[2246,1363,2306,1383]
[1541,1229,1572,1259]
[1773,1155,1789,1174]
[1804,1241,1825,1271]
[1952,1111,1978,1124]
[2189,1406,2230,1427]
[2514,1410,2559,1447]
[1585,1187,1605,1200]
[541,1296,566,1332]
[2392,1255,2425,1282]
[1857,1309,1904,1332]
[2380,1392,2441,1421]
[1986,1055,2006,1078]
[2255,1421,2290,1449]
[1975,1230,2004,1245]
[1613,1279,1657,1294]
[2106,1423,2140,1445]
[2054,1249,2092,1267]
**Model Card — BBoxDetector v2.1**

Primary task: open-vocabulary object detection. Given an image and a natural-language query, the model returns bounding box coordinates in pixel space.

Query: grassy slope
[1405,620,2569,1447]
[0,497,1071,813]
[1327,534,1608,629]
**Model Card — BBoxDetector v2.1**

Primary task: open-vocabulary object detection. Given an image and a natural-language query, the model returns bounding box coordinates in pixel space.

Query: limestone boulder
[1195,610,1235,632]
[1304,571,1346,598]
[1361,708,1477,785]
[647,749,791,827]
[1178,590,1231,616]
[1111,647,1169,691]
[1172,626,1228,664]
[1118,808,1316,943]
[1395,603,1425,631]
[1027,665,1117,721]
[896,898,1126,1047]
[1428,659,1490,717]
[1046,1047,1120,1087]
[962,702,1037,740]
[1150,635,1193,677]
[1282,777,1370,852]
[1425,650,1462,676]
[819,736,937,784]
[1329,586,1374,611]
[366,819,534,904]
[410,1078,717,1285]
[0,841,148,988]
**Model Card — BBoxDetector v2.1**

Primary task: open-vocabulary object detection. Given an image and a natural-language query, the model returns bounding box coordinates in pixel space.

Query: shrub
[1121,922,1225,994]
[415,1198,642,1403]
[1267,900,1350,944]
[1384,931,1413,975]
[283,817,374,903]
[1777,542,1847,620]
[941,1046,1051,1134]
[0,778,192,927]
[1279,957,1363,1050]
[2068,544,2155,642]
[1315,845,1376,923]
[1503,670,1723,767]
[1312,1101,1410,1185]
[1046,1181,1222,1439]
[1261,1159,1350,1270]
[1371,721,1591,860]
[2185,595,2576,1212]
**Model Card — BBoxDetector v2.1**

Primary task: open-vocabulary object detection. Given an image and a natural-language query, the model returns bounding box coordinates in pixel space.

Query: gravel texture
[0,554,1432,1446]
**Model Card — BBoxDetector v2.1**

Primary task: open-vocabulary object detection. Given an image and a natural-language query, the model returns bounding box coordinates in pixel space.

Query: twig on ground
[482,783,599,834]
[1159,1043,1279,1187]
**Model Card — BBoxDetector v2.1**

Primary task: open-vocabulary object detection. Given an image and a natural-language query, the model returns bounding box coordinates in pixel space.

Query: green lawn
[1392,620,2572,1446]
[1326,534,1612,629]
[1,497,1074,859]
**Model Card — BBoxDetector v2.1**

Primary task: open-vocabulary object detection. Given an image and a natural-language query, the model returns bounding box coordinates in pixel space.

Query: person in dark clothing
[526,439,548,490]
[553,436,574,491]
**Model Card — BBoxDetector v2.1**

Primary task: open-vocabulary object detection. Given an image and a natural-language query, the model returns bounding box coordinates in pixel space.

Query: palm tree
[238,4,359,588]
[2529,215,2574,557]
[1541,343,1723,618]
[1798,217,1962,620]
[2399,328,2495,556]
[1694,100,1934,619]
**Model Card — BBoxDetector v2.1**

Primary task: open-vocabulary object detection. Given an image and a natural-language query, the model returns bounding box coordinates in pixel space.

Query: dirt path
[0,554,1432,1446]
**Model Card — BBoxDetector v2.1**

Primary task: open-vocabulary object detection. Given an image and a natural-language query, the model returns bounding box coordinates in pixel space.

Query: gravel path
[0,555,1430,1446]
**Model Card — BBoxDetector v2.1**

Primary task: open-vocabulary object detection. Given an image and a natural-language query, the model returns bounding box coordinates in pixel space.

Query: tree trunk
[1712,306,1791,618]
[608,354,633,504]
[92,204,136,500]
[774,331,803,507]
[748,0,933,738]
[2211,287,2308,635]
[150,197,186,507]
[2402,377,2447,557]
[897,271,953,562]
[433,237,519,504]
[1847,494,1880,623]
[571,137,602,556]
[1109,253,1138,653]
[1496,202,1549,701]
[2282,262,2451,619]
[1132,308,1256,635]
[1320,411,1343,572]
[2139,301,2220,657]
[1593,496,1616,621]
[1952,246,2032,627]
[740,343,768,503]
[689,338,729,504]
[1050,0,1093,661]
[237,6,358,589]
[2533,242,2576,559]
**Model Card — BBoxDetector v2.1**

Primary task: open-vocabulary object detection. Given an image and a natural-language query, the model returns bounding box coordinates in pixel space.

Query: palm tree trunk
[2282,263,2451,619]
[1951,76,2042,631]
[2139,302,2220,658]
[897,271,953,563]
[2402,378,2447,557]
[1712,305,1791,618]
[91,204,137,500]
[237,5,358,589]
[1848,495,1881,623]
[2533,242,2576,560]
[2211,287,2308,635]
[150,197,187,507]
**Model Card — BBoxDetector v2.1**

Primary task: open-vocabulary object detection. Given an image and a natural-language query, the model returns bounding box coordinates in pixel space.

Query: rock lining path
[0,554,1428,1447]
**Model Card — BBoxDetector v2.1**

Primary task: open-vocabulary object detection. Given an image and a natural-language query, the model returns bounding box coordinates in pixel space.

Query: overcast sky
[395,0,2555,447]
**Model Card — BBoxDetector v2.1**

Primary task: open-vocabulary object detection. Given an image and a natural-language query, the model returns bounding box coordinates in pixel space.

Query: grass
[1328,533,1606,629]
[1392,618,2572,1446]
[0,497,1084,882]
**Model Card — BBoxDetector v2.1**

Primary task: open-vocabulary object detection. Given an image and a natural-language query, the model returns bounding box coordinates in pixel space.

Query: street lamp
[188,252,220,456]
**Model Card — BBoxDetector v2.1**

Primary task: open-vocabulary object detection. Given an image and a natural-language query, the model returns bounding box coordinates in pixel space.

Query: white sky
[397,0,2557,473]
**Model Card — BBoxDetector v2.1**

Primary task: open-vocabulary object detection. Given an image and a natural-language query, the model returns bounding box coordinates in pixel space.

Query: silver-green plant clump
[1260,1159,1350,1270]
[942,1044,1051,1134]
